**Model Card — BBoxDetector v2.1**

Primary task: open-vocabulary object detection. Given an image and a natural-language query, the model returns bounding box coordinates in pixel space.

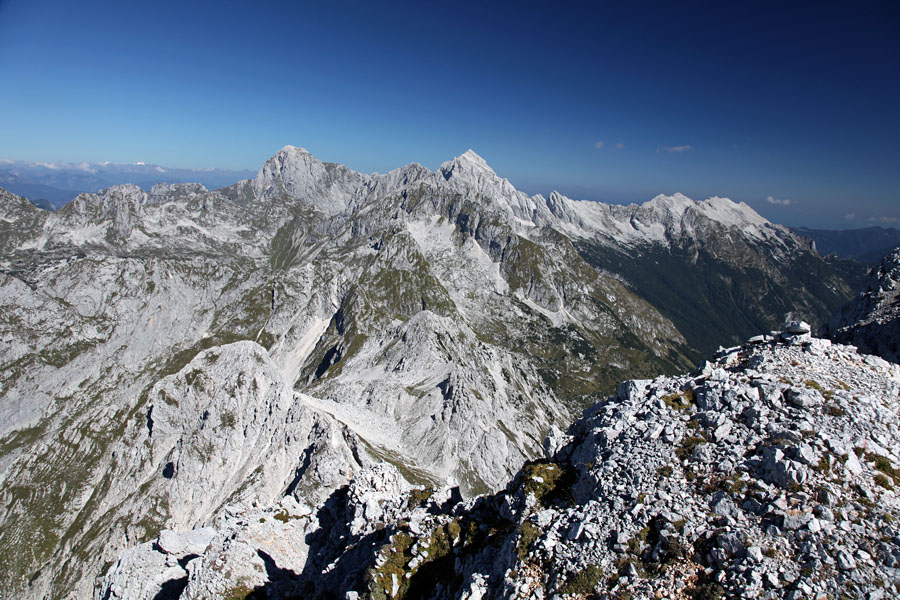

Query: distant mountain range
[791,225,900,264]
[0,159,255,209]
[5,158,896,266]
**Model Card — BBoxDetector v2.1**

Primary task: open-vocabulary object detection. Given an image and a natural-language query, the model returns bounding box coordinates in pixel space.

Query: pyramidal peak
[99,183,146,195]
[439,149,495,179]
[456,148,491,168]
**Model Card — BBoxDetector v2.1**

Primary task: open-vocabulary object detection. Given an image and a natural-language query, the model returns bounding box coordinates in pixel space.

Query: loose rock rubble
[99,324,900,599]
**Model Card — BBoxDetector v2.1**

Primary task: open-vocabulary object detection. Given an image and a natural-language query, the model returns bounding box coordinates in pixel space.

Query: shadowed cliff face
[824,246,900,364]
[0,148,858,599]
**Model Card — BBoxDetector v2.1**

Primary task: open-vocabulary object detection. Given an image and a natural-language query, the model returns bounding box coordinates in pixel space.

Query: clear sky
[0,0,897,228]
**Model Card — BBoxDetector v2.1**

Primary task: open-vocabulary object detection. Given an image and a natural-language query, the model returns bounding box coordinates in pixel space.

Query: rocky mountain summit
[99,324,900,599]
[0,147,861,598]
[824,247,900,364]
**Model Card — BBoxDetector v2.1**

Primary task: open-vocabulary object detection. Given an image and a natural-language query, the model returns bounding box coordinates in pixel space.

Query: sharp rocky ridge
[0,146,867,599]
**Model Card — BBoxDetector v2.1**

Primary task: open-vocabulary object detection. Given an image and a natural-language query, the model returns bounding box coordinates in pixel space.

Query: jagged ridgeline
[0,147,857,599]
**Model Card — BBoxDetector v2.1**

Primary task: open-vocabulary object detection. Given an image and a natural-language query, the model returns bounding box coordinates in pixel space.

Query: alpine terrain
[0,146,864,599]
[100,323,900,600]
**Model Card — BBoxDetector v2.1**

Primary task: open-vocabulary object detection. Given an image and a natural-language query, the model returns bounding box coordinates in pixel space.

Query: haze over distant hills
[0,159,255,210]
[791,226,900,264]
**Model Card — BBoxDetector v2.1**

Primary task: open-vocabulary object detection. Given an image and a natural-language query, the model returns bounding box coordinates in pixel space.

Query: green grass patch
[662,388,696,411]
[559,564,604,595]
[517,521,541,560]
[805,380,824,392]
[874,474,893,490]
[826,404,846,417]
[519,461,576,507]
[867,452,900,485]
[627,526,650,555]
[407,487,435,508]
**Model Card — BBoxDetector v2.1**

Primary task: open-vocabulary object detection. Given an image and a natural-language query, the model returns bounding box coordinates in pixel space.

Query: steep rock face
[824,246,900,363]
[0,188,48,255]
[558,192,858,357]
[107,326,900,599]
[4,339,366,600]
[252,146,368,217]
[122,341,365,522]
[0,252,280,599]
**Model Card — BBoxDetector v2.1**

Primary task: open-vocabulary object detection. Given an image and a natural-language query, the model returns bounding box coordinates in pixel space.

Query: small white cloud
[766,195,791,206]
[660,145,691,153]
[843,213,856,220]
[615,142,625,149]
[867,216,900,224]
[594,141,605,149]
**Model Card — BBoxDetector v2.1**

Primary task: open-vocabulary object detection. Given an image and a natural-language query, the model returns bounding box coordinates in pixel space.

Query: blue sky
[0,0,898,228]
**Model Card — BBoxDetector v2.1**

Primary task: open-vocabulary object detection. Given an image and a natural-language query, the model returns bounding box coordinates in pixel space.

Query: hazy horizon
[4,148,899,233]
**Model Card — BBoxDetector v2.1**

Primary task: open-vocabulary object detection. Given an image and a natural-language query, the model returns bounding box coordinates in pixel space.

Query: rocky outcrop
[824,246,900,363]
[98,325,900,599]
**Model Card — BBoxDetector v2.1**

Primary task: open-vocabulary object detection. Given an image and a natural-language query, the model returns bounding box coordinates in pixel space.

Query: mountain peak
[646,192,693,209]
[252,145,365,215]
[700,195,770,228]
[642,193,770,229]
[439,149,495,179]
[457,149,489,167]
[277,144,311,155]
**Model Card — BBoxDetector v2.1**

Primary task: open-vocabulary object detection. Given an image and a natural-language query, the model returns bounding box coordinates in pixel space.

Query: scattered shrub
[874,474,893,490]
[676,436,706,460]
[826,405,846,417]
[408,487,435,508]
[517,521,541,560]
[559,564,604,595]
